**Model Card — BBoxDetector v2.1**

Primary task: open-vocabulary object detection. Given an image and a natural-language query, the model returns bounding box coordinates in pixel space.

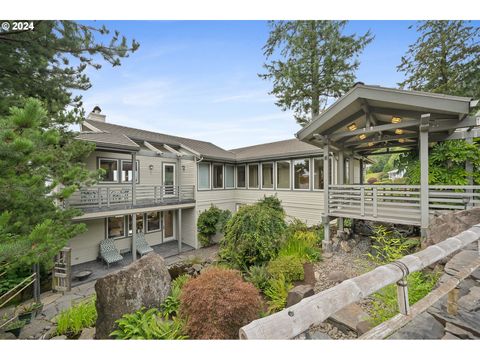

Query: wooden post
[178,208,182,253]
[349,155,355,185]
[360,187,365,216]
[33,263,41,303]
[447,287,459,315]
[323,142,331,253]
[419,114,430,240]
[132,152,137,206]
[373,187,378,218]
[466,135,474,208]
[359,159,364,185]
[337,151,344,232]
[132,213,137,261]
[396,278,410,315]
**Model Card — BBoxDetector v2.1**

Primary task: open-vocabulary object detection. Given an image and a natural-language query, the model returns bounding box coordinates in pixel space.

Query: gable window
[293,159,310,190]
[213,164,224,189]
[121,160,139,183]
[198,163,210,190]
[248,164,259,188]
[236,165,246,188]
[262,163,274,189]
[313,158,324,190]
[99,159,118,182]
[107,216,125,238]
[128,213,145,235]
[276,161,290,189]
[225,165,235,189]
[146,211,161,232]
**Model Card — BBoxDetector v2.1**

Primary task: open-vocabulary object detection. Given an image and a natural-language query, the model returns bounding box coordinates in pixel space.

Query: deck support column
[132,151,137,261]
[337,151,344,232]
[323,142,332,253]
[348,156,355,185]
[178,208,182,254]
[466,134,474,208]
[419,114,430,240]
[359,159,364,185]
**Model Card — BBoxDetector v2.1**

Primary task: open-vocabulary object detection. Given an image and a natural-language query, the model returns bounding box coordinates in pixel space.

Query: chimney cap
[92,105,102,114]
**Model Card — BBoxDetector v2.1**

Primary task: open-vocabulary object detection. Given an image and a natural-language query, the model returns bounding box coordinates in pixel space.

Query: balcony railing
[328,184,480,226]
[64,184,195,210]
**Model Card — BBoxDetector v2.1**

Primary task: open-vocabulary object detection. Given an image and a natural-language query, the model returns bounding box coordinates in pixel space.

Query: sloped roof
[230,138,322,161]
[84,120,236,160]
[75,131,140,151]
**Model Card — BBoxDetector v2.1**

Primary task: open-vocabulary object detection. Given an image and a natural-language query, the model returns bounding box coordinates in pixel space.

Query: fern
[264,274,292,313]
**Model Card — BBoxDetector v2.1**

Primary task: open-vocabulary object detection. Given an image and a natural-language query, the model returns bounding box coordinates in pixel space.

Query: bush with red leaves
[179,267,263,339]
[367,177,378,184]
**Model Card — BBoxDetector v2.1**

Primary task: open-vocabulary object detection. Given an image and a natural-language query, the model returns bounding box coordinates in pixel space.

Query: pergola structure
[296,83,480,252]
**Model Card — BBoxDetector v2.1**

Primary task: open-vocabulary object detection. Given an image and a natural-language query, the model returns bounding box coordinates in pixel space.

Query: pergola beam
[331,119,420,141]
[324,109,365,135]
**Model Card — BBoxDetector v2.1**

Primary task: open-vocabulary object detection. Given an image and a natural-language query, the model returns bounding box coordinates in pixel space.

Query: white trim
[197,162,211,190]
[275,160,291,190]
[292,158,311,191]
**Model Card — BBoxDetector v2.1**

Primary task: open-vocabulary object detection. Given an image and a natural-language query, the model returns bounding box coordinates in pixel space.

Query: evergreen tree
[259,20,373,126]
[398,21,480,98]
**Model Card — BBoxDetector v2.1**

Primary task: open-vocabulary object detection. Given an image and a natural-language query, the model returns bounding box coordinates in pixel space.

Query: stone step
[388,312,445,339]
[328,303,369,333]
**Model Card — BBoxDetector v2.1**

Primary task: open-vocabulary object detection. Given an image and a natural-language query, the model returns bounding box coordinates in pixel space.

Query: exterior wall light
[149,164,154,170]
[391,116,402,124]
[347,123,357,131]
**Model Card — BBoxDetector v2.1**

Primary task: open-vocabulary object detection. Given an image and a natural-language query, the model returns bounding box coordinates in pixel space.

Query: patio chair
[134,232,154,257]
[100,238,123,268]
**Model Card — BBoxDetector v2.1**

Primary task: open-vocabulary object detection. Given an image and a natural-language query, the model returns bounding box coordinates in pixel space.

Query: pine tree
[259,20,373,126]
[398,21,480,98]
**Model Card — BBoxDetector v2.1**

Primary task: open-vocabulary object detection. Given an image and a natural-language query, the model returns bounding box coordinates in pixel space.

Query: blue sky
[79,20,434,149]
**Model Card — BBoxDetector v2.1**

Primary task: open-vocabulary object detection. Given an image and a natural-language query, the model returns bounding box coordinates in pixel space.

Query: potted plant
[18,302,43,324]
[4,319,26,338]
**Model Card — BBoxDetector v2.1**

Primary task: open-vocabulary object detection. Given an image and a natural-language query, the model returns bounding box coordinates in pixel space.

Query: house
[67,107,365,266]
[387,169,405,181]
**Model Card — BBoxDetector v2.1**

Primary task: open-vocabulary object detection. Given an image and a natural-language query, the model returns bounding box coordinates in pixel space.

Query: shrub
[368,225,410,264]
[267,255,304,283]
[367,177,378,184]
[160,274,190,318]
[56,296,97,337]
[197,205,231,247]
[245,264,270,291]
[220,201,287,269]
[110,308,187,339]
[179,267,262,339]
[278,230,321,262]
[257,195,285,214]
[264,274,292,313]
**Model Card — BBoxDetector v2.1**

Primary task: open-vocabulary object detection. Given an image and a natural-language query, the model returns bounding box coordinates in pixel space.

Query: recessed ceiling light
[358,133,367,140]
[398,138,406,143]
[347,123,357,131]
[395,128,404,135]
[392,116,402,124]
[368,142,374,147]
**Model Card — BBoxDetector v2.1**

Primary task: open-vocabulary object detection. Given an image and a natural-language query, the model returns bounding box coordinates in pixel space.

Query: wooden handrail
[239,224,480,339]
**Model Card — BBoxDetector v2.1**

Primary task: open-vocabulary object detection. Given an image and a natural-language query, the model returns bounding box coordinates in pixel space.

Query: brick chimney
[86,105,106,122]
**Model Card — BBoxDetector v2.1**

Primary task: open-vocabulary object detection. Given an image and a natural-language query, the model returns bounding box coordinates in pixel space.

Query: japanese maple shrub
[179,267,263,339]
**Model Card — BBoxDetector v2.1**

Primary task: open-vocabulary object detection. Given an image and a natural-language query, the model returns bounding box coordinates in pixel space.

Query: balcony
[64,184,195,213]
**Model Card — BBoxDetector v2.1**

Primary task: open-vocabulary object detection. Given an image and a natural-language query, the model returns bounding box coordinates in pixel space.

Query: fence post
[373,187,378,218]
[396,278,410,315]
[360,187,365,216]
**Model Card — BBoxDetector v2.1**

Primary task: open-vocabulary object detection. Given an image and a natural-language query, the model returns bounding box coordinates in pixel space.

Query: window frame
[224,164,235,189]
[197,162,211,190]
[261,162,274,190]
[212,163,224,189]
[276,160,291,190]
[313,157,324,191]
[236,164,246,189]
[127,213,145,236]
[247,163,260,189]
[120,159,140,184]
[106,215,126,239]
[98,158,120,184]
[146,211,162,233]
[293,158,311,191]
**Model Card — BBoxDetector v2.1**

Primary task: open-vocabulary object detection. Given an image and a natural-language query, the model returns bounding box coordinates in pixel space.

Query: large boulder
[286,285,314,307]
[95,253,171,339]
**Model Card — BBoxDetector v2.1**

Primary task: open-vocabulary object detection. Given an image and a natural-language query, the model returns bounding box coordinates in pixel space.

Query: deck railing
[328,184,480,225]
[64,184,195,210]
[239,224,480,339]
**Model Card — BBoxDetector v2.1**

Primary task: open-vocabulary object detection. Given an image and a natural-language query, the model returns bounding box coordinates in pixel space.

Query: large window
[248,164,259,188]
[147,211,161,232]
[262,163,274,189]
[313,158,324,190]
[276,161,290,189]
[99,159,118,182]
[198,163,210,190]
[237,165,246,188]
[121,160,139,183]
[293,159,310,190]
[213,164,224,189]
[225,165,235,188]
[107,216,125,238]
[128,213,145,235]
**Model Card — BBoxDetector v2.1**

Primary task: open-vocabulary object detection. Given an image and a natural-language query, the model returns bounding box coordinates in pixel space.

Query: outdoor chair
[134,232,154,257]
[100,238,123,268]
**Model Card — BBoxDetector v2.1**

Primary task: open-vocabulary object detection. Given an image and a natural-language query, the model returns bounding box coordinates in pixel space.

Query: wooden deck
[328,184,480,226]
